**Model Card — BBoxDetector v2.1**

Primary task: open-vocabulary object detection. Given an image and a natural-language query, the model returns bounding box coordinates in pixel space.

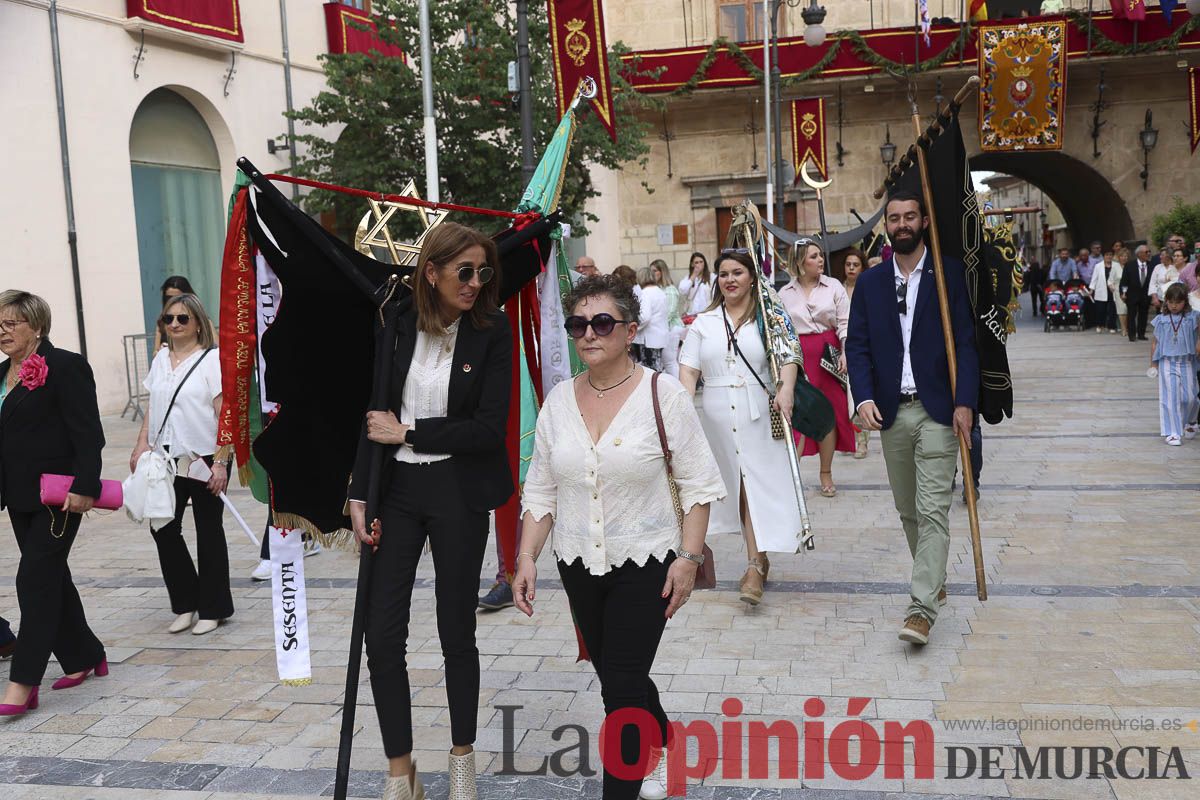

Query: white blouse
[395,319,458,464]
[521,368,726,576]
[637,284,670,349]
[679,275,715,316]
[144,347,221,458]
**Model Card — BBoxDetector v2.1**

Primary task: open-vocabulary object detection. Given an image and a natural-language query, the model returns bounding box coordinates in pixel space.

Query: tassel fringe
[280,677,312,687]
[270,511,358,553]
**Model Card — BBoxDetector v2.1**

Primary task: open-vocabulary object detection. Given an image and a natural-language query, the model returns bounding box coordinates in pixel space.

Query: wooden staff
[874,77,981,201]
[904,83,988,602]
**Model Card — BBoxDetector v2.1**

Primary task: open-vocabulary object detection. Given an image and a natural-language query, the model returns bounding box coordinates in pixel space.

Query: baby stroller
[1043,283,1067,332]
[1062,279,1087,331]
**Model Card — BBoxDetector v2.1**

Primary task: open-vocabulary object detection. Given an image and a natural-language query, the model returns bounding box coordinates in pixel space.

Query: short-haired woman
[679,251,807,606]
[780,241,856,496]
[348,222,513,800]
[132,294,231,636]
[650,259,684,377]
[0,290,107,715]
[679,251,714,317]
[513,274,725,800]
[634,266,669,372]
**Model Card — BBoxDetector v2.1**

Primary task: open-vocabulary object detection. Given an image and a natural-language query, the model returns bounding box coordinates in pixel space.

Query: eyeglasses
[564,313,628,339]
[896,280,909,316]
[720,248,750,255]
[161,314,191,326]
[0,319,28,333]
[456,265,494,285]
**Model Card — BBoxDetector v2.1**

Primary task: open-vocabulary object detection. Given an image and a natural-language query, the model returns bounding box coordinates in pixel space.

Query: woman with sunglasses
[678,251,805,606]
[513,274,724,800]
[347,222,510,800]
[132,293,232,636]
[779,240,855,497]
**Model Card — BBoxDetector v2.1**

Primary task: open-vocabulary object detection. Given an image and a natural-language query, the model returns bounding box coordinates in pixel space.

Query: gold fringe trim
[237,465,254,487]
[271,511,358,553]
[214,444,232,462]
[280,677,312,687]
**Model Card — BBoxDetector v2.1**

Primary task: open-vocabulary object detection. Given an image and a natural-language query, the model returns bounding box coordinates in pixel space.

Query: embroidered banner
[547,0,617,142]
[322,2,404,58]
[1191,67,1200,154]
[269,526,311,686]
[790,98,827,181]
[216,186,257,484]
[978,21,1067,152]
[126,0,243,43]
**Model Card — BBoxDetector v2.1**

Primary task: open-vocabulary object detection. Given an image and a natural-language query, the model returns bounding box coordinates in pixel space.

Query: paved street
[1,296,1198,800]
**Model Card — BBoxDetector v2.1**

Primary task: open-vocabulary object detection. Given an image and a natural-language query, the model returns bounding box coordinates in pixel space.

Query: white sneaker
[1184,425,1198,440]
[1166,435,1183,446]
[639,747,668,799]
[304,541,322,558]
[250,560,271,581]
[168,612,195,633]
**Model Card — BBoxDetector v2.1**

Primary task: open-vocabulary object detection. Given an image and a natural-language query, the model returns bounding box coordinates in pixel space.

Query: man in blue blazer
[845,190,979,646]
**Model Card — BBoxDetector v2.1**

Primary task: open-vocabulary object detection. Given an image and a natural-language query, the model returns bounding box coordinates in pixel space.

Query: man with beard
[845,190,979,646]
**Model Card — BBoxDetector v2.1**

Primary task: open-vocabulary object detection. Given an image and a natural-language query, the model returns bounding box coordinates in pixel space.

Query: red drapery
[126,0,243,43]
[323,3,405,58]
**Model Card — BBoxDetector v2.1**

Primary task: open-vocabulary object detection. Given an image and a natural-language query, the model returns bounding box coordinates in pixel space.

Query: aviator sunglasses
[564,313,628,339]
[161,313,191,326]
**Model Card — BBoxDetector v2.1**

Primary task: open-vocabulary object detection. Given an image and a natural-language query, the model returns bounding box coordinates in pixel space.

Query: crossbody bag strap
[650,372,685,531]
[722,308,772,397]
[151,347,213,449]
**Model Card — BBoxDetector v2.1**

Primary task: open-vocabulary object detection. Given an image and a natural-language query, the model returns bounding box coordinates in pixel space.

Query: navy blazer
[0,339,106,511]
[845,253,979,430]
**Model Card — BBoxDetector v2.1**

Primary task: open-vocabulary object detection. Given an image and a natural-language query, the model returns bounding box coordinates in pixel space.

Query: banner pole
[906,101,988,603]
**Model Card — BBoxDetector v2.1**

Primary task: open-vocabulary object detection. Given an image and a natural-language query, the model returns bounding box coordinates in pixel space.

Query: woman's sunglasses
[564,313,628,339]
[456,265,494,285]
[161,314,191,326]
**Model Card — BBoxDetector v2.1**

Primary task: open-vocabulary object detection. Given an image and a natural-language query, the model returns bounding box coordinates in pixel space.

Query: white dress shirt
[394,320,458,464]
[678,276,715,316]
[144,347,221,457]
[896,251,927,395]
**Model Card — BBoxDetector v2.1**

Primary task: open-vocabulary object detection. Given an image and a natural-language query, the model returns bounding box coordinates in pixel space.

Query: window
[341,0,369,11]
[717,0,766,43]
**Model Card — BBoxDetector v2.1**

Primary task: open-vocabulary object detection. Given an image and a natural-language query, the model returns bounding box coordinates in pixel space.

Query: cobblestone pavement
[1,299,1198,799]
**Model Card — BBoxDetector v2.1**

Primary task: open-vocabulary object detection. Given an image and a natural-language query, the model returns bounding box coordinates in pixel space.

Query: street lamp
[1139,109,1158,191]
[801,1,827,47]
[880,124,897,166]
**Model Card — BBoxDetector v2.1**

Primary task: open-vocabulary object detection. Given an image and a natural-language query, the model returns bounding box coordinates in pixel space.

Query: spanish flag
[969,0,988,21]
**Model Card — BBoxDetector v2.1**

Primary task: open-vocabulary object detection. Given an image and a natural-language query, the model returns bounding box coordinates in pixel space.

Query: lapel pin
[462,363,473,373]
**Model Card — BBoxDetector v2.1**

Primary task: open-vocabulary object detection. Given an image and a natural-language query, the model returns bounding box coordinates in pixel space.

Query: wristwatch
[677,549,705,566]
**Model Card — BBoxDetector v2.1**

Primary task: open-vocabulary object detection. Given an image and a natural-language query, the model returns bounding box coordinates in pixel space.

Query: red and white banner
[126,0,243,43]
[790,98,827,181]
[547,0,617,141]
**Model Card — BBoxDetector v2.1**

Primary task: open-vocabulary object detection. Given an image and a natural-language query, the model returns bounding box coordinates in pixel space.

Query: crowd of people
[1024,233,1200,445]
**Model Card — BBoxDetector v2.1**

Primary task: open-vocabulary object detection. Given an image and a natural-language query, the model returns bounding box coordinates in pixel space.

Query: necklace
[1168,312,1185,342]
[586,361,636,398]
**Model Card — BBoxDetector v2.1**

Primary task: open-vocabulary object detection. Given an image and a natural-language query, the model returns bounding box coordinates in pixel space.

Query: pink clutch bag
[39,474,123,511]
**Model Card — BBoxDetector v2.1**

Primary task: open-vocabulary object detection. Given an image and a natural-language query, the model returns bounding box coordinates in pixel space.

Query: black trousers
[1129,300,1150,341]
[150,463,234,620]
[559,554,674,800]
[1028,283,1044,315]
[366,460,488,758]
[7,507,105,685]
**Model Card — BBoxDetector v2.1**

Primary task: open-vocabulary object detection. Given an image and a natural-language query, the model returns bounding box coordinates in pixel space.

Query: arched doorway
[969,151,1135,250]
[129,88,225,337]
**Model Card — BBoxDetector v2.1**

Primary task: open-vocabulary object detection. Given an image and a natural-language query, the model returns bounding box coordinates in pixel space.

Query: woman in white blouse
[1089,248,1115,333]
[779,240,855,496]
[635,266,669,371]
[130,294,231,637]
[347,223,513,800]
[678,251,715,317]
[514,275,724,800]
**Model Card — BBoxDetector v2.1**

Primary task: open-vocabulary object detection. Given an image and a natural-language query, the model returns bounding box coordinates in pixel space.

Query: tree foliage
[289,0,654,241]
[1150,199,1200,252]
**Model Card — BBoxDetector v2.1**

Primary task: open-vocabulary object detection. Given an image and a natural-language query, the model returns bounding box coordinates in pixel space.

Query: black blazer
[348,308,514,513]
[1120,258,1154,304]
[0,339,105,512]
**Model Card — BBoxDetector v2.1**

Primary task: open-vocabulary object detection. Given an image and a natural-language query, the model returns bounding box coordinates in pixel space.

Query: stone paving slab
[1,297,1198,798]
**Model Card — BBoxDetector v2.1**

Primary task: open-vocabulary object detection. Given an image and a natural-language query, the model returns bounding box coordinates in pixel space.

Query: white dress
[679,309,805,553]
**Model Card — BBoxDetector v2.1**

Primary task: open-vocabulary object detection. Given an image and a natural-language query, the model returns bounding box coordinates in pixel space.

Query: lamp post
[1139,109,1158,191]
[880,124,897,166]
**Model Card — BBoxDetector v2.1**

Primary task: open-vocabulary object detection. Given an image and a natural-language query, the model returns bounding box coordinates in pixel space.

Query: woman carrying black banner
[348,222,512,800]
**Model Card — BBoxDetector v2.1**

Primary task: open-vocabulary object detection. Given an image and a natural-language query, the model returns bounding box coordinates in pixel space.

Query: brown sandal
[819,470,837,498]
[739,559,766,605]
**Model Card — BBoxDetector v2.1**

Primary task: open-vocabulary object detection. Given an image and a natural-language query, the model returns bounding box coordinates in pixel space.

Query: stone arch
[969,150,1135,247]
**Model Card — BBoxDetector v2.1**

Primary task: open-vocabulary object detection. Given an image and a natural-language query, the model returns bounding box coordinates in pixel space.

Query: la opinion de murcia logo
[565,18,592,67]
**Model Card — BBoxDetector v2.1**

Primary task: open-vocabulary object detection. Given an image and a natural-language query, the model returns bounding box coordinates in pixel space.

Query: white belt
[703,376,763,420]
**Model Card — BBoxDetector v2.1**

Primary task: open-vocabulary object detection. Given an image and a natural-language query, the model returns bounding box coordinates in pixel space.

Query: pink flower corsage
[17,353,49,391]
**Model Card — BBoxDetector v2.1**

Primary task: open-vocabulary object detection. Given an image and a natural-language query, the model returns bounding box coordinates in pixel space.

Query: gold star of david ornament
[354,179,448,266]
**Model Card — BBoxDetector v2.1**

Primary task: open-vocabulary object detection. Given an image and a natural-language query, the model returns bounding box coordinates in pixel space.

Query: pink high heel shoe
[0,686,38,717]
[51,659,108,690]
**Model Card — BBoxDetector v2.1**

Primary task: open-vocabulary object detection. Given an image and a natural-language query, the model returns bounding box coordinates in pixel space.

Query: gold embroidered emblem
[564,19,591,67]
[799,112,818,140]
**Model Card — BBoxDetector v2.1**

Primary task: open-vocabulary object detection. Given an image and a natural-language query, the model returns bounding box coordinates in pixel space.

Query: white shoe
[1166,435,1183,446]
[168,612,196,634]
[1184,425,1198,440]
[304,541,322,558]
[250,560,272,581]
[447,750,476,800]
[639,747,668,799]
[191,618,220,635]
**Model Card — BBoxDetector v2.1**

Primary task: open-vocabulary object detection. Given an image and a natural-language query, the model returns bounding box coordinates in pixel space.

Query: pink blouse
[779,275,850,342]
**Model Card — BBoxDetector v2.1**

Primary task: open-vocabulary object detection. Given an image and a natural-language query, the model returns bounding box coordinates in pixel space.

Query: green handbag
[791,377,835,441]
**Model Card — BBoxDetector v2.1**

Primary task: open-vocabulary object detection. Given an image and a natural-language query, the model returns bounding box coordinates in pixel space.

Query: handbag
[650,371,716,590]
[41,474,123,511]
[820,343,849,391]
[122,348,213,526]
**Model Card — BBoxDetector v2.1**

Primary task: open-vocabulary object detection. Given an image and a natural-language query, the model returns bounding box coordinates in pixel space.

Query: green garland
[641,12,1198,97]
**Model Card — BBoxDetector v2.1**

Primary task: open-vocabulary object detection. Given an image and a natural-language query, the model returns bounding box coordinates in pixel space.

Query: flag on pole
[919,0,932,46]
[1109,0,1147,21]
[547,0,618,141]
[1160,0,1179,26]
[969,0,988,22]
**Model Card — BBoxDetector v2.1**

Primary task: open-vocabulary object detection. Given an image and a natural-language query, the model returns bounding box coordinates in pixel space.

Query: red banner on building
[790,98,827,181]
[126,0,243,43]
[1109,0,1147,21]
[1190,67,1200,154]
[323,3,404,58]
[548,0,617,141]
